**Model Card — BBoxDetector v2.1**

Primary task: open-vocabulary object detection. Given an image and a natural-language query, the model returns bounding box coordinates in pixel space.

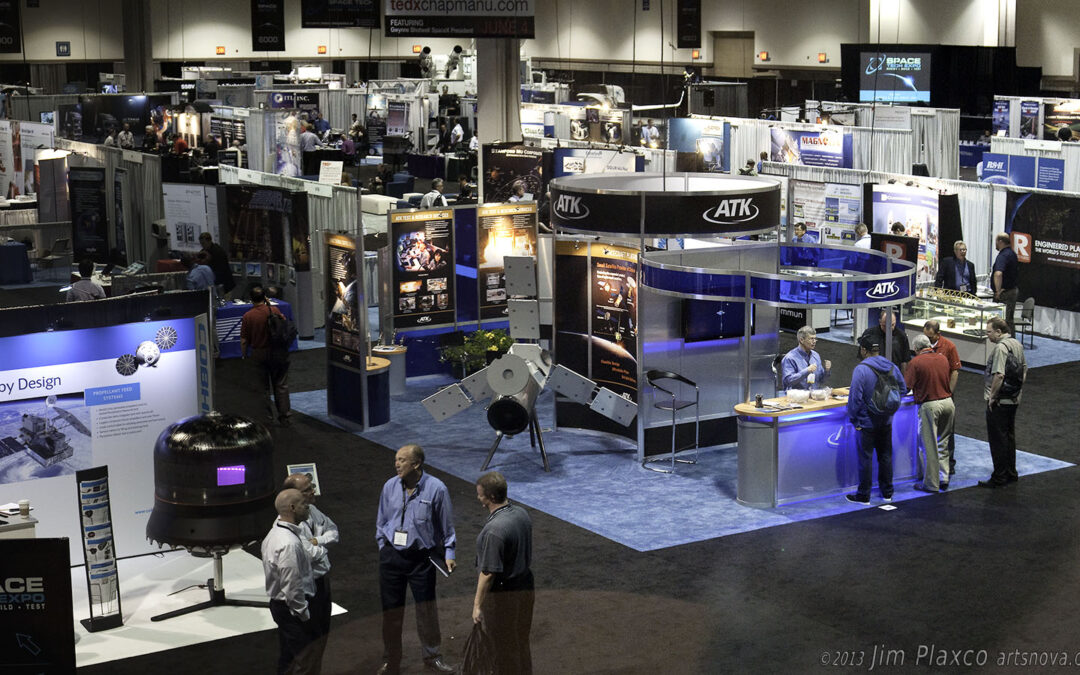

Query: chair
[1014,297,1035,348]
[36,237,72,280]
[771,354,785,392]
[642,370,700,474]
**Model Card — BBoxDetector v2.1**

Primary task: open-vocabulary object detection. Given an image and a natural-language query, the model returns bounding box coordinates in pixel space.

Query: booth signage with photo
[325,233,363,367]
[482,143,548,204]
[770,128,853,169]
[1005,191,1080,312]
[391,209,455,328]
[790,180,861,243]
[477,203,539,320]
[870,184,939,284]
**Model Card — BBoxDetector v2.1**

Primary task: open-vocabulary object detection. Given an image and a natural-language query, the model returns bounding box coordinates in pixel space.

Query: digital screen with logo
[859,52,931,103]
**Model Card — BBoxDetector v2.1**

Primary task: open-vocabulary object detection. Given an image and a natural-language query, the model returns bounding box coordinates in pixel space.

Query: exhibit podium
[734,391,919,508]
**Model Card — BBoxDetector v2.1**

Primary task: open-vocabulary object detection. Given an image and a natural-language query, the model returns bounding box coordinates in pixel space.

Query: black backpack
[267,310,297,351]
[866,363,904,416]
[997,338,1025,398]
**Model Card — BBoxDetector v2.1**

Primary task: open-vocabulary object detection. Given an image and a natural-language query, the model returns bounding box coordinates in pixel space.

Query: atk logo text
[866,280,901,300]
[553,194,589,220]
[702,198,759,225]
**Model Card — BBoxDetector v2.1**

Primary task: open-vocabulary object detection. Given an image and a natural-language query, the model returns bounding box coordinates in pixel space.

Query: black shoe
[424,658,454,673]
[939,482,949,491]
[978,479,1004,489]
[1006,475,1019,483]
[846,493,870,505]
[912,483,937,493]
[376,663,400,675]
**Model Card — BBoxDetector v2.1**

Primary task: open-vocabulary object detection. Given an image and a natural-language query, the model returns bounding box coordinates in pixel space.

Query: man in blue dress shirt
[781,326,831,389]
[376,445,456,675]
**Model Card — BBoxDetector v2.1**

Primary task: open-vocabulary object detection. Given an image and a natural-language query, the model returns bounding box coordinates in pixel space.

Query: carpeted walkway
[83,338,1080,674]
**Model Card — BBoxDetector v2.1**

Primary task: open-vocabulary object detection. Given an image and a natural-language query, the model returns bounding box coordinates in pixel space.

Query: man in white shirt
[854,223,872,249]
[103,129,118,147]
[66,259,106,302]
[468,133,479,152]
[283,473,339,658]
[420,178,448,209]
[643,119,659,146]
[449,118,464,147]
[262,488,320,674]
[117,123,135,150]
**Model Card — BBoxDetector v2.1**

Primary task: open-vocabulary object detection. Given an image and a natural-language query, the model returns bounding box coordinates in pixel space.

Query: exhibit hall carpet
[80,336,1080,674]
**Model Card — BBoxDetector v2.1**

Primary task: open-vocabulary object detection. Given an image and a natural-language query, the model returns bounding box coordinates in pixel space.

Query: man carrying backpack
[846,330,906,504]
[240,286,293,426]
[980,316,1027,488]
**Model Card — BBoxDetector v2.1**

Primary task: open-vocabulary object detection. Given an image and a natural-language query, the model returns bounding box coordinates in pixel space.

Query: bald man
[262,488,319,674]
[284,473,339,662]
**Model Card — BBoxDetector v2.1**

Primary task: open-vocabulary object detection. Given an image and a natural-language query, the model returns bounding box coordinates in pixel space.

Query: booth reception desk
[735,391,919,508]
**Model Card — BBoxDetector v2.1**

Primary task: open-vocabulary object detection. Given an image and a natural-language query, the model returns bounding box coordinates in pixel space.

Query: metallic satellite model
[0,395,91,467]
[145,411,276,621]
[421,256,637,471]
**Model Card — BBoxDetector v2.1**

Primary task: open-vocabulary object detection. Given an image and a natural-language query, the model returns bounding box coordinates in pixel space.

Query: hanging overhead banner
[302,0,379,28]
[676,0,701,49]
[770,128,853,169]
[251,0,286,52]
[391,209,456,328]
[0,0,21,54]
[384,0,534,38]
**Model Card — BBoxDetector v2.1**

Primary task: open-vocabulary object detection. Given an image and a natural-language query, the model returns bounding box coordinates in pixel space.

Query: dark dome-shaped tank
[146,412,276,555]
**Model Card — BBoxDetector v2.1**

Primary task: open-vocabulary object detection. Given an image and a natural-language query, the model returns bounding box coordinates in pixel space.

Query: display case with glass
[902,287,1005,365]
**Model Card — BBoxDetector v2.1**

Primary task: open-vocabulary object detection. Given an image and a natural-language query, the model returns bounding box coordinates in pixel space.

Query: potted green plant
[439,329,515,377]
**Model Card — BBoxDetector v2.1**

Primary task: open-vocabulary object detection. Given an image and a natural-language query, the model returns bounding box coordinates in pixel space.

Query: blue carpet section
[290,384,1073,552]
[817,321,1080,369]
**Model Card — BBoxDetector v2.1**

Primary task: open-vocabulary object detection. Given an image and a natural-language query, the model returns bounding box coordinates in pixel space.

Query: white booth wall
[989,136,1080,193]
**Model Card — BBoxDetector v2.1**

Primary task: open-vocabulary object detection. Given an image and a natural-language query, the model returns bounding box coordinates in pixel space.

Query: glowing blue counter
[735,397,919,508]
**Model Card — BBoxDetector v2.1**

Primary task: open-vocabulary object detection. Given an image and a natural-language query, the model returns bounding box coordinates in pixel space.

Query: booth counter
[734,390,919,508]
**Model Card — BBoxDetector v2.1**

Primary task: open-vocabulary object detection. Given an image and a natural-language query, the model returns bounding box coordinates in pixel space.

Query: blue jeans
[856,423,893,499]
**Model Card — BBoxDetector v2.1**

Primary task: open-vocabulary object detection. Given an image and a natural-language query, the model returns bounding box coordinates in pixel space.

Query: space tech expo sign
[550,185,779,236]
[385,0,535,38]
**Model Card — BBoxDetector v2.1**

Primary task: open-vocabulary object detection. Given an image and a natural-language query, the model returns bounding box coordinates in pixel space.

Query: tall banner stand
[75,466,124,632]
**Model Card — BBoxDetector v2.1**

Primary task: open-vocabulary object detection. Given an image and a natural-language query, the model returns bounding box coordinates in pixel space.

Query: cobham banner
[384,0,534,37]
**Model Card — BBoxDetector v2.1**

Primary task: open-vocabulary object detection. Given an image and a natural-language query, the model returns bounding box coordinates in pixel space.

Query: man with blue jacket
[846,330,906,504]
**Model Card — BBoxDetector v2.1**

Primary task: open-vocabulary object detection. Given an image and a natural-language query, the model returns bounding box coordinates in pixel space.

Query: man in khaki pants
[904,334,956,492]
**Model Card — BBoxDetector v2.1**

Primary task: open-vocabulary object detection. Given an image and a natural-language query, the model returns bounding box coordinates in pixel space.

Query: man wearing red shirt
[924,319,962,476]
[905,333,955,492]
[241,286,292,426]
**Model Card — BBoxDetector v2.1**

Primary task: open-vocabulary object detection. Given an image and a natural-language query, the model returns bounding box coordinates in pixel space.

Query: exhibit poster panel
[589,243,639,400]
[0,538,75,673]
[0,120,14,198]
[552,148,640,177]
[37,154,70,223]
[251,0,286,51]
[1037,157,1065,190]
[477,203,538,320]
[113,168,127,265]
[19,121,54,196]
[1004,191,1080,312]
[385,0,534,38]
[981,154,1065,191]
[273,112,302,177]
[386,101,409,137]
[0,318,202,560]
[224,185,297,264]
[790,180,861,243]
[163,183,215,253]
[302,0,379,28]
[871,184,939,283]
[482,143,548,203]
[391,209,455,328]
[992,100,1010,136]
[666,117,727,172]
[1042,101,1080,140]
[69,166,109,262]
[325,233,363,367]
[771,128,853,169]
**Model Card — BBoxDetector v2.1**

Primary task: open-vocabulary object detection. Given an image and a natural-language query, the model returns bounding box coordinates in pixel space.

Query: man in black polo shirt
[992,233,1020,334]
[472,471,533,675]
[199,231,236,298]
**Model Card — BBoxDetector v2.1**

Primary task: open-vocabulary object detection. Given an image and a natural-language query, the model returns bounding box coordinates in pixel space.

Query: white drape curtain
[245,111,269,174]
[911,109,960,180]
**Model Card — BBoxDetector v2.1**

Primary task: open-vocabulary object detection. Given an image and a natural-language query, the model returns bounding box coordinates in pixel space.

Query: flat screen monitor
[682,299,749,342]
[40,111,55,124]
[859,51,931,103]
